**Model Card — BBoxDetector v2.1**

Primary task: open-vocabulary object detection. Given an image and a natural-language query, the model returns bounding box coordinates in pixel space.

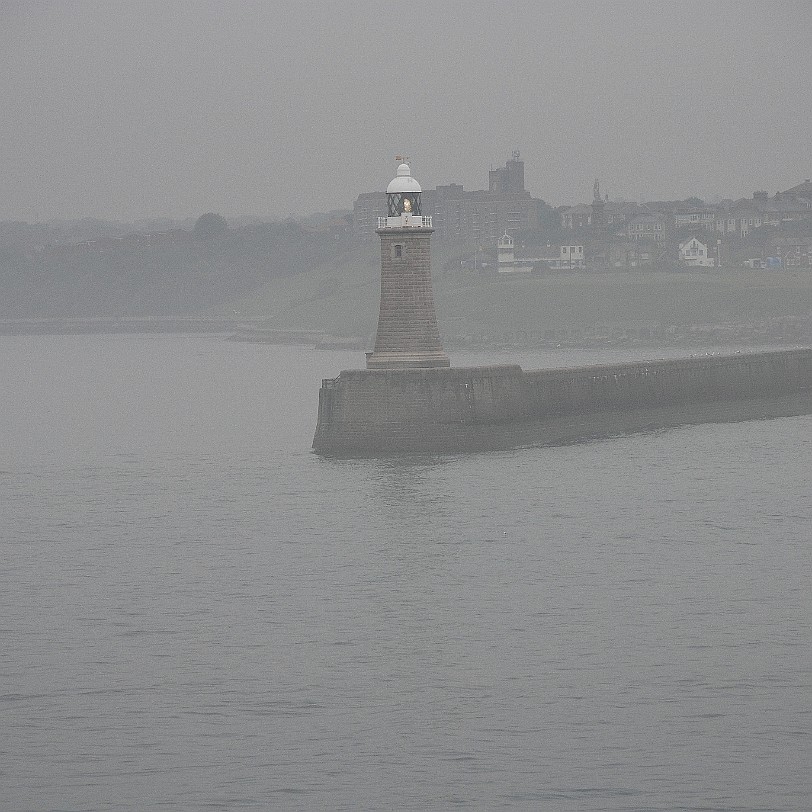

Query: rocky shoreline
[1,316,811,352]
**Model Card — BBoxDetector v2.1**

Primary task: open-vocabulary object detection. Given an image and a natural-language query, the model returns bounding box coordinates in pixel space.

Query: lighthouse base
[365,350,450,369]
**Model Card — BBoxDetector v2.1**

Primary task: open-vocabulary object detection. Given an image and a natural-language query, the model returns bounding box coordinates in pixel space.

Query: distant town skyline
[1,0,810,222]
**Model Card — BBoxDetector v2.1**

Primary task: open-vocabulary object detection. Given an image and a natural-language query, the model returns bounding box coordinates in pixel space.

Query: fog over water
[2,336,811,810]
[3,1,812,808]
[1,0,811,221]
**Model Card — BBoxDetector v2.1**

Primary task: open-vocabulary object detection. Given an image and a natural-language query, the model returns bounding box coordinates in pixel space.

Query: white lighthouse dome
[387,163,422,194]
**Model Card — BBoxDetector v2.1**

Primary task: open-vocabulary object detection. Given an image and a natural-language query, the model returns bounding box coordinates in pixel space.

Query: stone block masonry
[313,349,812,455]
[366,227,449,369]
[523,350,812,416]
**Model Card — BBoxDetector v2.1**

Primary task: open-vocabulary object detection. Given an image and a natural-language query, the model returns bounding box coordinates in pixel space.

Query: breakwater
[312,348,812,455]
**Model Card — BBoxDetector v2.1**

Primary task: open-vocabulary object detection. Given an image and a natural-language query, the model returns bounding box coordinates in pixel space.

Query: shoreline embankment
[3,316,811,352]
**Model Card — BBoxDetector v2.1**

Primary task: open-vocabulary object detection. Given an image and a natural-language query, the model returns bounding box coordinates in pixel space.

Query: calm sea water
[1,335,810,811]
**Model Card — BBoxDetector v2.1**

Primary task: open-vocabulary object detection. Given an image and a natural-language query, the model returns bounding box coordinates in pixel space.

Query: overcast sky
[1,0,810,222]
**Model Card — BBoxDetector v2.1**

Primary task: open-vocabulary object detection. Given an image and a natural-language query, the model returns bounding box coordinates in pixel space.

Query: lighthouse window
[394,244,403,259]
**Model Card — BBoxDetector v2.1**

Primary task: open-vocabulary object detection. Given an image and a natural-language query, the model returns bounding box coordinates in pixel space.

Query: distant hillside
[0,218,354,318]
[2,218,811,347]
[226,243,812,347]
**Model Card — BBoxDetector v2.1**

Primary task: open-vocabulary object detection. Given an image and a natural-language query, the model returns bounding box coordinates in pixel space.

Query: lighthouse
[365,161,450,369]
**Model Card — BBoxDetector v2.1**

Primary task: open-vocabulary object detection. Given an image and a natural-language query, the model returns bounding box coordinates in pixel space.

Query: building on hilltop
[712,185,811,239]
[772,236,811,268]
[555,175,812,270]
[353,191,385,236]
[627,211,670,242]
[489,151,525,194]
[782,179,812,200]
[352,153,542,244]
[561,199,640,232]
[560,204,592,230]
[674,204,716,231]
[356,162,812,272]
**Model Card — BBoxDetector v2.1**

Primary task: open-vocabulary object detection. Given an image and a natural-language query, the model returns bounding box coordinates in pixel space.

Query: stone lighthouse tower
[365,161,450,369]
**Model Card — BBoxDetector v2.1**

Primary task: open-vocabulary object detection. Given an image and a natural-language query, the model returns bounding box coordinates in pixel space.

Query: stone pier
[313,349,812,455]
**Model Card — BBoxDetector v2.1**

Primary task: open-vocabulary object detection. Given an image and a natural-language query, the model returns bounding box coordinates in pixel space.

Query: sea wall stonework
[313,349,812,455]
[523,350,812,416]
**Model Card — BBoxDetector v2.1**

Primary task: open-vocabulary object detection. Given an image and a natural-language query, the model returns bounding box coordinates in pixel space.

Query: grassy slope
[233,247,812,338]
[435,269,812,333]
[231,246,381,336]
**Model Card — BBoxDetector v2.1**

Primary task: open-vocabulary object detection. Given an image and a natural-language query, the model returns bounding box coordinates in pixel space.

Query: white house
[679,237,715,267]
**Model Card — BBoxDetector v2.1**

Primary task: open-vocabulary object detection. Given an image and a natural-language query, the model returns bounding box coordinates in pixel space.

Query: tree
[537,199,559,230]
[193,212,229,239]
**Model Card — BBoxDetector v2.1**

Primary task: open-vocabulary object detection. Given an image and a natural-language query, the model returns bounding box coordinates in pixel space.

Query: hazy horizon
[2,0,810,222]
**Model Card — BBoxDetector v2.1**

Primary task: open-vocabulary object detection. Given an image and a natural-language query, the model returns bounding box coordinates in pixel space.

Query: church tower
[590,178,609,270]
[591,178,606,229]
[366,161,450,369]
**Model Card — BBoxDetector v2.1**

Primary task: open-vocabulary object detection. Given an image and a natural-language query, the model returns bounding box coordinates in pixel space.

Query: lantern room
[386,162,422,216]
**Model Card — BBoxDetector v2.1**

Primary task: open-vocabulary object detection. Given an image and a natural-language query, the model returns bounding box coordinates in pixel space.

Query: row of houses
[561,180,812,242]
[501,235,811,273]
[553,177,812,270]
[353,154,811,270]
[496,232,715,273]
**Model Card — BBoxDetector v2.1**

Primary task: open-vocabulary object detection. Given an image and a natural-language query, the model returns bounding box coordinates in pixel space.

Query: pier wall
[313,349,812,455]
[314,365,529,454]
[523,350,812,416]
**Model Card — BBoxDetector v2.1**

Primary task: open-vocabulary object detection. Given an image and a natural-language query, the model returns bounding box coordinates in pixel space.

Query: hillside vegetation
[237,248,812,342]
[2,218,812,344]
